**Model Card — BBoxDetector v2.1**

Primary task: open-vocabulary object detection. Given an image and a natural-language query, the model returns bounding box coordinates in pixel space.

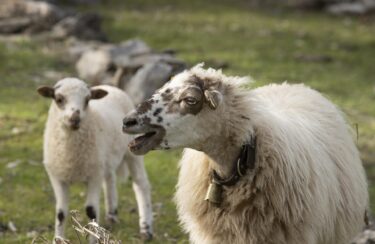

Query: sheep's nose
[69,110,81,130]
[123,117,138,128]
[69,116,81,124]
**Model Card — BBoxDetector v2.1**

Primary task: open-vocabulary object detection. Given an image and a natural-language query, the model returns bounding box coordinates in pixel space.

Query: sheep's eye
[184,97,198,105]
[55,96,65,105]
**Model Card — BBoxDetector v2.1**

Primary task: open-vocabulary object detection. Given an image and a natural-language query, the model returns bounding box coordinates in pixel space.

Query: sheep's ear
[204,89,222,110]
[91,88,108,100]
[37,86,55,98]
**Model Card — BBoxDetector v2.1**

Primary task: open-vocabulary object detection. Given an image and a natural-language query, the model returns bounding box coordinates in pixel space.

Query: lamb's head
[37,78,107,131]
[123,64,250,155]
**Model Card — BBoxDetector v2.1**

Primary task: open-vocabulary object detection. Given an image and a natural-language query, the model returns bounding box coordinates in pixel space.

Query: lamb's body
[40,80,153,241]
[44,85,132,183]
[176,83,368,244]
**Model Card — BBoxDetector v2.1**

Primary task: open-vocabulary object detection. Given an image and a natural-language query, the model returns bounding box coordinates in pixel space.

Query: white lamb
[37,78,153,241]
[122,64,368,244]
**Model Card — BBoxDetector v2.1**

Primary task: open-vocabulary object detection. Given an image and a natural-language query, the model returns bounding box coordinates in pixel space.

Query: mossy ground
[0,0,374,243]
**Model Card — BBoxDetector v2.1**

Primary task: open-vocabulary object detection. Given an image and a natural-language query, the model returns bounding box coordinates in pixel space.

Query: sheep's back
[249,83,368,243]
[89,85,135,170]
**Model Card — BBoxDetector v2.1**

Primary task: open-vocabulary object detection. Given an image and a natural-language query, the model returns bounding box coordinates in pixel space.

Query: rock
[11,127,22,135]
[0,0,66,34]
[26,230,38,238]
[0,17,32,34]
[110,39,152,63]
[124,62,173,104]
[0,0,65,20]
[114,52,185,70]
[62,0,101,3]
[6,159,22,169]
[8,221,17,232]
[0,0,106,39]
[51,13,106,41]
[66,39,105,60]
[74,38,186,104]
[76,48,112,83]
[326,0,375,15]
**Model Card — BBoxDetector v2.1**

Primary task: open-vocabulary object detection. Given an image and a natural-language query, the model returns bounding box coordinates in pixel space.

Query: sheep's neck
[202,137,242,179]
[201,88,253,179]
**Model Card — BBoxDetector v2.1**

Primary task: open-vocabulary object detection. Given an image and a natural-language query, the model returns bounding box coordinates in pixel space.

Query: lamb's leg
[49,176,69,240]
[125,153,153,241]
[85,177,102,244]
[85,177,101,223]
[103,170,119,224]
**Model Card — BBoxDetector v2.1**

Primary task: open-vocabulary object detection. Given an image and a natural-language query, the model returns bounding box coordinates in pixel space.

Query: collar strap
[211,137,256,187]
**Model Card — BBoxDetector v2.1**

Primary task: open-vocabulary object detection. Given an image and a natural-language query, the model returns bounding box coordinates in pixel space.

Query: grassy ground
[0,0,374,243]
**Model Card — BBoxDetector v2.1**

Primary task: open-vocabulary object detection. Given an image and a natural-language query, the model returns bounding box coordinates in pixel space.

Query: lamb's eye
[55,96,65,105]
[184,97,198,105]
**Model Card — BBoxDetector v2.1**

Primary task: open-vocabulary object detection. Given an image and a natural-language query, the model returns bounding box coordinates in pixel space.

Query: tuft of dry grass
[31,210,121,244]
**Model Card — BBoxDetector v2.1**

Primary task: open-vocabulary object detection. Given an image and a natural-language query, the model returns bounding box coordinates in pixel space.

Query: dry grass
[31,210,121,244]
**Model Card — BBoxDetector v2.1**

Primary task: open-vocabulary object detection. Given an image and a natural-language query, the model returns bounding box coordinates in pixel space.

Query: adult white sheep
[122,64,368,244]
[37,78,153,241]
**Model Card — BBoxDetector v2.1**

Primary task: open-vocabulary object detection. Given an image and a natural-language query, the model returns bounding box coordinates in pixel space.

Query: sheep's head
[122,64,249,155]
[37,78,107,131]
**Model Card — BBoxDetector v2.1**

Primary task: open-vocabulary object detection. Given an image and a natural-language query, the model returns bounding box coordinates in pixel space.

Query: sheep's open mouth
[129,132,156,150]
[127,127,165,155]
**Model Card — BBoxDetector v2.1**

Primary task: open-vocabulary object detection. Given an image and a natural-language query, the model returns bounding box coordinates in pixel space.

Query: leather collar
[211,137,256,187]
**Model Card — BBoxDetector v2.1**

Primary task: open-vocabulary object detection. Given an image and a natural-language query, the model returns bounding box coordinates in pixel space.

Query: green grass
[0,0,374,242]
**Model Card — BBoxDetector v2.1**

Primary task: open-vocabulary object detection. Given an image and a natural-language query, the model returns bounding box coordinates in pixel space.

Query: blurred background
[0,0,374,242]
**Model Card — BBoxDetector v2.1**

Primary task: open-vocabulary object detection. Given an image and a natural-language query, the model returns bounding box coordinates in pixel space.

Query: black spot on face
[142,116,151,125]
[137,100,153,114]
[157,117,163,123]
[57,210,64,224]
[86,206,96,220]
[153,108,163,116]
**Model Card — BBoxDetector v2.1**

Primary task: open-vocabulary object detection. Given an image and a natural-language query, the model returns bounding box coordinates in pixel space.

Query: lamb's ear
[37,86,55,98]
[204,89,222,110]
[91,88,108,100]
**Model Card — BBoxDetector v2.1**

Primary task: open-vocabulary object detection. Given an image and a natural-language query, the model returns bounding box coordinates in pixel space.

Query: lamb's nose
[123,117,138,128]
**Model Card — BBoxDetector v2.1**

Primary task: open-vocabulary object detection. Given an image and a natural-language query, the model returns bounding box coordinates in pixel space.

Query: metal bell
[205,182,222,204]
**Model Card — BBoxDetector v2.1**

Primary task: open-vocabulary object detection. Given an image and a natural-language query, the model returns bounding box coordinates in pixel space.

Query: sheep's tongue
[129,132,156,152]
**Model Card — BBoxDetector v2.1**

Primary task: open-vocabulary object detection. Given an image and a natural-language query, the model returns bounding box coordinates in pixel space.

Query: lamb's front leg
[126,153,153,241]
[103,170,119,224]
[85,177,102,244]
[85,177,101,223]
[49,176,69,240]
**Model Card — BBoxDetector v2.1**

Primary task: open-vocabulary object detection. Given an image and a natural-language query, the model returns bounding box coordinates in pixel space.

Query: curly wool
[175,70,368,244]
